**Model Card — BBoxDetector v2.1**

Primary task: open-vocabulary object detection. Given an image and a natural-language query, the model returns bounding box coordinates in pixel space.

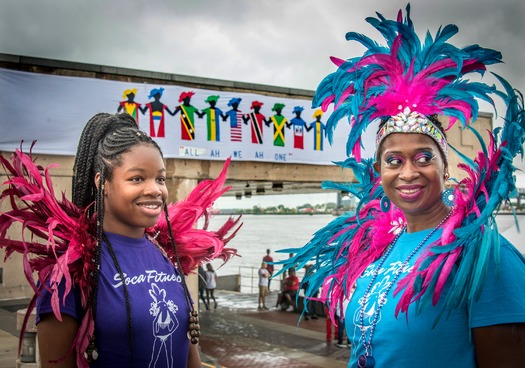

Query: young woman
[0,113,240,367]
[277,5,525,368]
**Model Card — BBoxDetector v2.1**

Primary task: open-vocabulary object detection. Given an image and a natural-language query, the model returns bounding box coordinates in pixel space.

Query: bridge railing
[220,266,305,294]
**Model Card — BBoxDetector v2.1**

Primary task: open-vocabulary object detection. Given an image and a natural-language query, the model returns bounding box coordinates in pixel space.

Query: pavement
[0,291,350,368]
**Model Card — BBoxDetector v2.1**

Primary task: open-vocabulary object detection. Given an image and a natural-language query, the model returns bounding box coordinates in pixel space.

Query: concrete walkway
[0,298,29,368]
[0,291,350,367]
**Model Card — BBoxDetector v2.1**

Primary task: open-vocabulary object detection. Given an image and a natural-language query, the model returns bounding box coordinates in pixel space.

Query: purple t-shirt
[37,232,192,367]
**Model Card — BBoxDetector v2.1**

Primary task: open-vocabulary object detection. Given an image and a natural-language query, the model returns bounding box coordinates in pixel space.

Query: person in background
[262,248,274,291]
[325,305,338,344]
[301,264,319,320]
[276,268,299,311]
[335,302,350,348]
[198,265,210,311]
[277,5,525,368]
[258,262,270,310]
[205,263,218,309]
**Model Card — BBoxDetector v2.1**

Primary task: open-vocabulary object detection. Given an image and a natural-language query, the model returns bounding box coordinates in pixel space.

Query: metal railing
[237,266,305,294]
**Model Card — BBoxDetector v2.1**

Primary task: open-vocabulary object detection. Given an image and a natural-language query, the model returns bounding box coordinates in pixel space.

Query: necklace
[147,232,201,344]
[357,209,454,368]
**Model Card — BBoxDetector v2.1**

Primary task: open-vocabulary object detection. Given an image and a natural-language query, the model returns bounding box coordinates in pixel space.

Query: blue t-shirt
[37,232,192,367]
[346,229,525,368]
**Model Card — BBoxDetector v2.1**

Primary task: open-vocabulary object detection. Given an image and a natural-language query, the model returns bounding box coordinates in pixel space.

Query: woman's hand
[187,342,202,368]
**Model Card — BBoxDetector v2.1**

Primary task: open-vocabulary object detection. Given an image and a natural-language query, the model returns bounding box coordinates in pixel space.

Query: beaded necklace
[357,209,454,368]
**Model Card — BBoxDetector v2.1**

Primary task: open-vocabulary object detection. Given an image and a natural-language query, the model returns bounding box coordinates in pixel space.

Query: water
[206,213,522,292]
[206,214,332,292]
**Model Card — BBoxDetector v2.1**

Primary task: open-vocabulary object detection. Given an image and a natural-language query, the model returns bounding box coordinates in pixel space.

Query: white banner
[0,68,376,164]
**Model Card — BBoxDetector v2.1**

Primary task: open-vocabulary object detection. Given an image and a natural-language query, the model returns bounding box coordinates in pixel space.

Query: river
[206,213,522,292]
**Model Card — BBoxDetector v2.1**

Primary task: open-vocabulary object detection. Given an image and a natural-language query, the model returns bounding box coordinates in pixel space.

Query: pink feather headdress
[314,4,501,161]
[276,4,525,325]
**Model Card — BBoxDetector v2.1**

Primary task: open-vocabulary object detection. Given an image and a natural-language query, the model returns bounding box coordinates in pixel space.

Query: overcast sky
[2,0,524,208]
[1,0,523,93]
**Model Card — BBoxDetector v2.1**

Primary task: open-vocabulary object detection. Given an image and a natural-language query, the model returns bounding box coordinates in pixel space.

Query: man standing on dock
[263,249,274,291]
[258,262,270,310]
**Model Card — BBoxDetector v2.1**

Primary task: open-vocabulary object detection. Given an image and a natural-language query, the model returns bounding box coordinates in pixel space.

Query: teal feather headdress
[275,4,525,323]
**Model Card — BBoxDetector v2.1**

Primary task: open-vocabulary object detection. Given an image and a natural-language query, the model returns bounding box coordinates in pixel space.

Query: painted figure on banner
[198,95,224,142]
[310,109,327,151]
[117,88,146,129]
[173,91,199,141]
[288,106,312,150]
[268,103,289,147]
[142,87,174,138]
[222,97,243,142]
[244,100,266,144]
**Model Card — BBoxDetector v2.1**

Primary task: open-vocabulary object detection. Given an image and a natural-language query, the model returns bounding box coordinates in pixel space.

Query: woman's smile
[102,144,168,238]
[396,185,425,200]
[375,133,448,229]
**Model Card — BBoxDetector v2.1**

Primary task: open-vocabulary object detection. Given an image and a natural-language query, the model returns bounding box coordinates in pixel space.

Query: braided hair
[72,113,167,364]
[72,112,162,213]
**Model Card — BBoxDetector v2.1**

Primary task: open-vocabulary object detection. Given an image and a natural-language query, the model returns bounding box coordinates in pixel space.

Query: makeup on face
[382,150,436,169]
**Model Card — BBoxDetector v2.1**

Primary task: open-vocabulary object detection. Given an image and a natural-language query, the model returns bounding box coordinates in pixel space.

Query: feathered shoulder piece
[275,158,400,320]
[147,157,242,275]
[0,145,241,360]
[277,4,525,323]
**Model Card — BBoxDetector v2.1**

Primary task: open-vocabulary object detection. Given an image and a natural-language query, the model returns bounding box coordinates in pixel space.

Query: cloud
[1,0,523,100]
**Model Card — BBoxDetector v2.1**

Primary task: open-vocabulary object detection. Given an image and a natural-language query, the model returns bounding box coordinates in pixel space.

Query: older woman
[277,5,525,368]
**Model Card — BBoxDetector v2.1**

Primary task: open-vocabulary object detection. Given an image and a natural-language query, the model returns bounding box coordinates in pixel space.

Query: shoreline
[214,211,525,216]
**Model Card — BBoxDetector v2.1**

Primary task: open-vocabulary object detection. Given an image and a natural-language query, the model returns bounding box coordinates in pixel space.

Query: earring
[442,188,455,206]
[442,174,456,206]
[380,196,391,212]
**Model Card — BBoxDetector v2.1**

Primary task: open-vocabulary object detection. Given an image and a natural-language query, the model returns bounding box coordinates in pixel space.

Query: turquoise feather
[278,4,525,323]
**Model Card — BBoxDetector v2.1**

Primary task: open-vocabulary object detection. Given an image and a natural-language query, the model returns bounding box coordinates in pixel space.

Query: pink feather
[1,148,241,364]
[147,157,242,274]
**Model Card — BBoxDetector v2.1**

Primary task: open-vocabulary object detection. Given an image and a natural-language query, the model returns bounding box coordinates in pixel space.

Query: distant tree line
[219,202,339,215]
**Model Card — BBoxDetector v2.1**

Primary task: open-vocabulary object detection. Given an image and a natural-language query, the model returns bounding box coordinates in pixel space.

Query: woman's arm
[187,342,202,368]
[37,313,79,368]
[473,323,525,367]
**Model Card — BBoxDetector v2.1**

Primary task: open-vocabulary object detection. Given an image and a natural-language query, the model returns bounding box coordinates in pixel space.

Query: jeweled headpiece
[376,107,448,159]
[313,3,501,161]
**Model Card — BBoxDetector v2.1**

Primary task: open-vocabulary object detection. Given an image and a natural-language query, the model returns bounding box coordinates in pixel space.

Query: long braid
[72,113,163,364]
[162,205,201,344]
[72,113,138,212]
